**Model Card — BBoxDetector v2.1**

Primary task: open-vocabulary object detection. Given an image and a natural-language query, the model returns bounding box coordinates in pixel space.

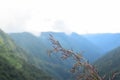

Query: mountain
[9,32,70,80]
[10,32,103,62]
[39,32,103,62]
[94,47,120,80]
[9,32,103,80]
[0,29,52,80]
[84,33,120,53]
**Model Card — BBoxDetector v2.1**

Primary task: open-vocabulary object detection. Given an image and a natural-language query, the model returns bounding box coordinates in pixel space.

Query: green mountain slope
[9,32,72,80]
[9,32,103,80]
[95,47,120,80]
[0,56,52,80]
[0,29,52,80]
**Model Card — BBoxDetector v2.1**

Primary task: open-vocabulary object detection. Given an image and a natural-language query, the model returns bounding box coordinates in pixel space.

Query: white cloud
[0,0,120,35]
[52,20,72,34]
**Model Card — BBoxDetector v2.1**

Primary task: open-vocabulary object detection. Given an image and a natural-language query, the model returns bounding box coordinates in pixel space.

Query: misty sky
[0,0,120,36]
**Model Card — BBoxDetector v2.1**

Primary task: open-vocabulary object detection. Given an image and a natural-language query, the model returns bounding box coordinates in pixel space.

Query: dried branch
[47,34,119,80]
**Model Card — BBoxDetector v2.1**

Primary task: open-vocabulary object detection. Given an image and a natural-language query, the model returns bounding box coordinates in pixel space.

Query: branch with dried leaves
[47,34,119,80]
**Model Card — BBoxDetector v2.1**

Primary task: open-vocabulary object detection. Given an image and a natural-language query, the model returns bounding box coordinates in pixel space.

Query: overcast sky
[0,0,120,36]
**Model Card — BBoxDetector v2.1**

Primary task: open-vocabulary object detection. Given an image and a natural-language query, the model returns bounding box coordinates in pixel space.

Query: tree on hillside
[48,34,119,80]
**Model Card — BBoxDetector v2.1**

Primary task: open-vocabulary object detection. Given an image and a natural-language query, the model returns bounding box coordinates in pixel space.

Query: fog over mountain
[1,0,120,36]
[1,0,120,80]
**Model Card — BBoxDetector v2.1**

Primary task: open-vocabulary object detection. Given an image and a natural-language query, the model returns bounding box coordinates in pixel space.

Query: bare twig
[47,34,119,80]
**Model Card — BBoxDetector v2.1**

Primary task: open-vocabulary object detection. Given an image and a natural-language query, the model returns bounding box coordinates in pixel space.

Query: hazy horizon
[1,0,120,36]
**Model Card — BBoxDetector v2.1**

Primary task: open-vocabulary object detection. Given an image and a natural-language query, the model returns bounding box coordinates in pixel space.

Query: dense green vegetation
[0,56,52,80]
[0,29,52,80]
[95,47,120,80]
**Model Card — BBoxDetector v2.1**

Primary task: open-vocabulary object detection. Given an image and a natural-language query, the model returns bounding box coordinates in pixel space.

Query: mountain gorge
[9,32,104,80]
[1,28,120,80]
[84,33,120,79]
[10,32,103,62]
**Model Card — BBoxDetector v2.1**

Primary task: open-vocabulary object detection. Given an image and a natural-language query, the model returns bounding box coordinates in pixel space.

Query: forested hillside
[95,47,120,80]
[9,32,103,80]
[9,31,120,80]
[0,29,52,80]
